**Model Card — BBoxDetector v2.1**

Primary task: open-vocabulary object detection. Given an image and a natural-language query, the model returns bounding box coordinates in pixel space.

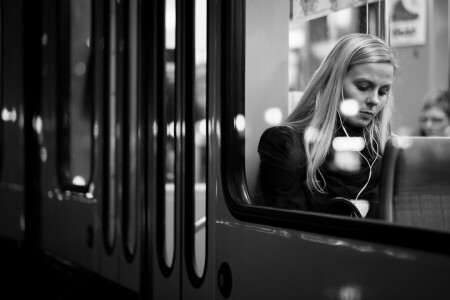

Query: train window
[104,0,118,254]
[223,0,450,234]
[192,0,207,279]
[122,0,139,262]
[161,0,176,270]
[244,0,382,207]
[223,1,389,211]
[57,0,93,192]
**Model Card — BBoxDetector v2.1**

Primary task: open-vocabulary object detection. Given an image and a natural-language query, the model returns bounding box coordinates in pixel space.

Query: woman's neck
[336,118,364,136]
[345,123,364,136]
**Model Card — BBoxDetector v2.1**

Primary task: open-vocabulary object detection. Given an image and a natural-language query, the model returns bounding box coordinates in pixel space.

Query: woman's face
[419,106,450,136]
[342,62,394,128]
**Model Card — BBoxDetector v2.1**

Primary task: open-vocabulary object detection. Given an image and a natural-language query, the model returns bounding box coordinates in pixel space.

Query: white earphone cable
[337,110,378,201]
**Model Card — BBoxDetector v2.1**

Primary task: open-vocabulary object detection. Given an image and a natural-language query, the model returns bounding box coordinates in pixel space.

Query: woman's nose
[366,95,379,106]
[424,119,434,128]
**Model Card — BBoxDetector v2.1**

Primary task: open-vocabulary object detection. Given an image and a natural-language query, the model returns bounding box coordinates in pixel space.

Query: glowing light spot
[40,147,47,162]
[333,151,361,172]
[195,120,207,146]
[340,99,359,117]
[264,107,283,125]
[153,122,158,136]
[198,119,207,136]
[2,108,17,122]
[34,116,43,134]
[392,136,413,149]
[11,109,17,122]
[235,114,245,132]
[338,285,362,300]
[168,122,175,137]
[332,137,365,152]
[1,108,8,121]
[42,33,48,46]
[74,62,87,76]
[72,176,86,186]
[304,126,319,144]
[93,123,99,138]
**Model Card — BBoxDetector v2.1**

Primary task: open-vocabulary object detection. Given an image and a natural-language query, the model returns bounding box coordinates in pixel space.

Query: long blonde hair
[284,33,399,193]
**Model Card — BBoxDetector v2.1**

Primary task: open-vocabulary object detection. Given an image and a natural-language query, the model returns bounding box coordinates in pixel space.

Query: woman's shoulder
[260,125,299,143]
[258,125,304,154]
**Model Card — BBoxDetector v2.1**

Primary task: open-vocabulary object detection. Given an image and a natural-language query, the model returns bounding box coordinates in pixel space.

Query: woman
[417,89,450,136]
[257,33,398,218]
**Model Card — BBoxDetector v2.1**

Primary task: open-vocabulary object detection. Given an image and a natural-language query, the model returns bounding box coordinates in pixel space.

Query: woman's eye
[378,90,389,96]
[356,84,369,91]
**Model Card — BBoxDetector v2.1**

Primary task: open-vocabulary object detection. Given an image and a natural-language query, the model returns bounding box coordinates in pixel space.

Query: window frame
[0,0,3,182]
[220,0,450,256]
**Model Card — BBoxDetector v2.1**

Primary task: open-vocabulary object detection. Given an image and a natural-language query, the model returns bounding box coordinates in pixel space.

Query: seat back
[379,136,450,231]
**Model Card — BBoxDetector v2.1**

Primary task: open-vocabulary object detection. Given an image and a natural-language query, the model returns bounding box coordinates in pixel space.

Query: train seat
[379,136,450,231]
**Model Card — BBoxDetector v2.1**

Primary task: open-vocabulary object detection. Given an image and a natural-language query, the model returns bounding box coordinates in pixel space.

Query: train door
[144,0,214,299]
[214,0,450,299]
[40,0,97,272]
[40,0,142,292]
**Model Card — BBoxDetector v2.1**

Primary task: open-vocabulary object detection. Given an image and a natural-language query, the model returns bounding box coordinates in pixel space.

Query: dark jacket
[257,125,381,218]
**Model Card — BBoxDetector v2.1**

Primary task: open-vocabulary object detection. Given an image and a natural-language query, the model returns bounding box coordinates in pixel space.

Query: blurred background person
[415,89,450,136]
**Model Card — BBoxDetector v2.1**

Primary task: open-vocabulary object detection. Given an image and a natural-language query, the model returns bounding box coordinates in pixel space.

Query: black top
[257,125,381,218]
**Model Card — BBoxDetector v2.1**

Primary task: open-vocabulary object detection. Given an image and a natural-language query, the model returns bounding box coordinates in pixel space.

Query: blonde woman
[258,33,399,218]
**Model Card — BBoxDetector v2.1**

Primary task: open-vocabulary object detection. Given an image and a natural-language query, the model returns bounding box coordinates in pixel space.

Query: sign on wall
[390,0,427,47]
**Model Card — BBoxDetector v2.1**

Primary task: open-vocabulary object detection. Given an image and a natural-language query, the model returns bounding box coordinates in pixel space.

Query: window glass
[163,0,176,269]
[391,0,449,135]
[104,0,117,252]
[245,0,370,204]
[193,0,207,278]
[59,0,93,190]
[241,0,450,234]
[123,0,138,260]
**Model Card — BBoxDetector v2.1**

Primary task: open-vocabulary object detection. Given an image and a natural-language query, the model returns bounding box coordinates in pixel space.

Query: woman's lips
[359,111,374,119]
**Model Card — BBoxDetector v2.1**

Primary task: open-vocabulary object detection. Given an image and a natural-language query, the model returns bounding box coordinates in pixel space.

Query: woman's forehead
[346,63,394,83]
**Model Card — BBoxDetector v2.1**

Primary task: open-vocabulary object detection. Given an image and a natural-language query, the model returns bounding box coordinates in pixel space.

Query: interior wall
[245,0,289,198]
[393,0,449,134]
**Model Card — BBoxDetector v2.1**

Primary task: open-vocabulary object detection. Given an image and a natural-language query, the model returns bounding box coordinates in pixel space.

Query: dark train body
[1,0,450,299]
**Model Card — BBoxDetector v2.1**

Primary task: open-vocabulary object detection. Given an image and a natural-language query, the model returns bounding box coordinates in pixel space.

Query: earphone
[336,109,378,201]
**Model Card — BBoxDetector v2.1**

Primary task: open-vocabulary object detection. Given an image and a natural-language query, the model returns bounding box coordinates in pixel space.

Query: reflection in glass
[104,0,117,252]
[60,0,93,189]
[244,1,372,205]
[288,6,365,113]
[123,0,138,260]
[194,0,207,278]
[163,0,176,269]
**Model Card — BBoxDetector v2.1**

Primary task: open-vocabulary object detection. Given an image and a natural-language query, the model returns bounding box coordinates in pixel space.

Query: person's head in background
[418,89,450,136]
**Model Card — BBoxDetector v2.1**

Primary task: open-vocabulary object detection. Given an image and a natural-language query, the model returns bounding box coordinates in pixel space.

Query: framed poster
[390,0,427,47]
